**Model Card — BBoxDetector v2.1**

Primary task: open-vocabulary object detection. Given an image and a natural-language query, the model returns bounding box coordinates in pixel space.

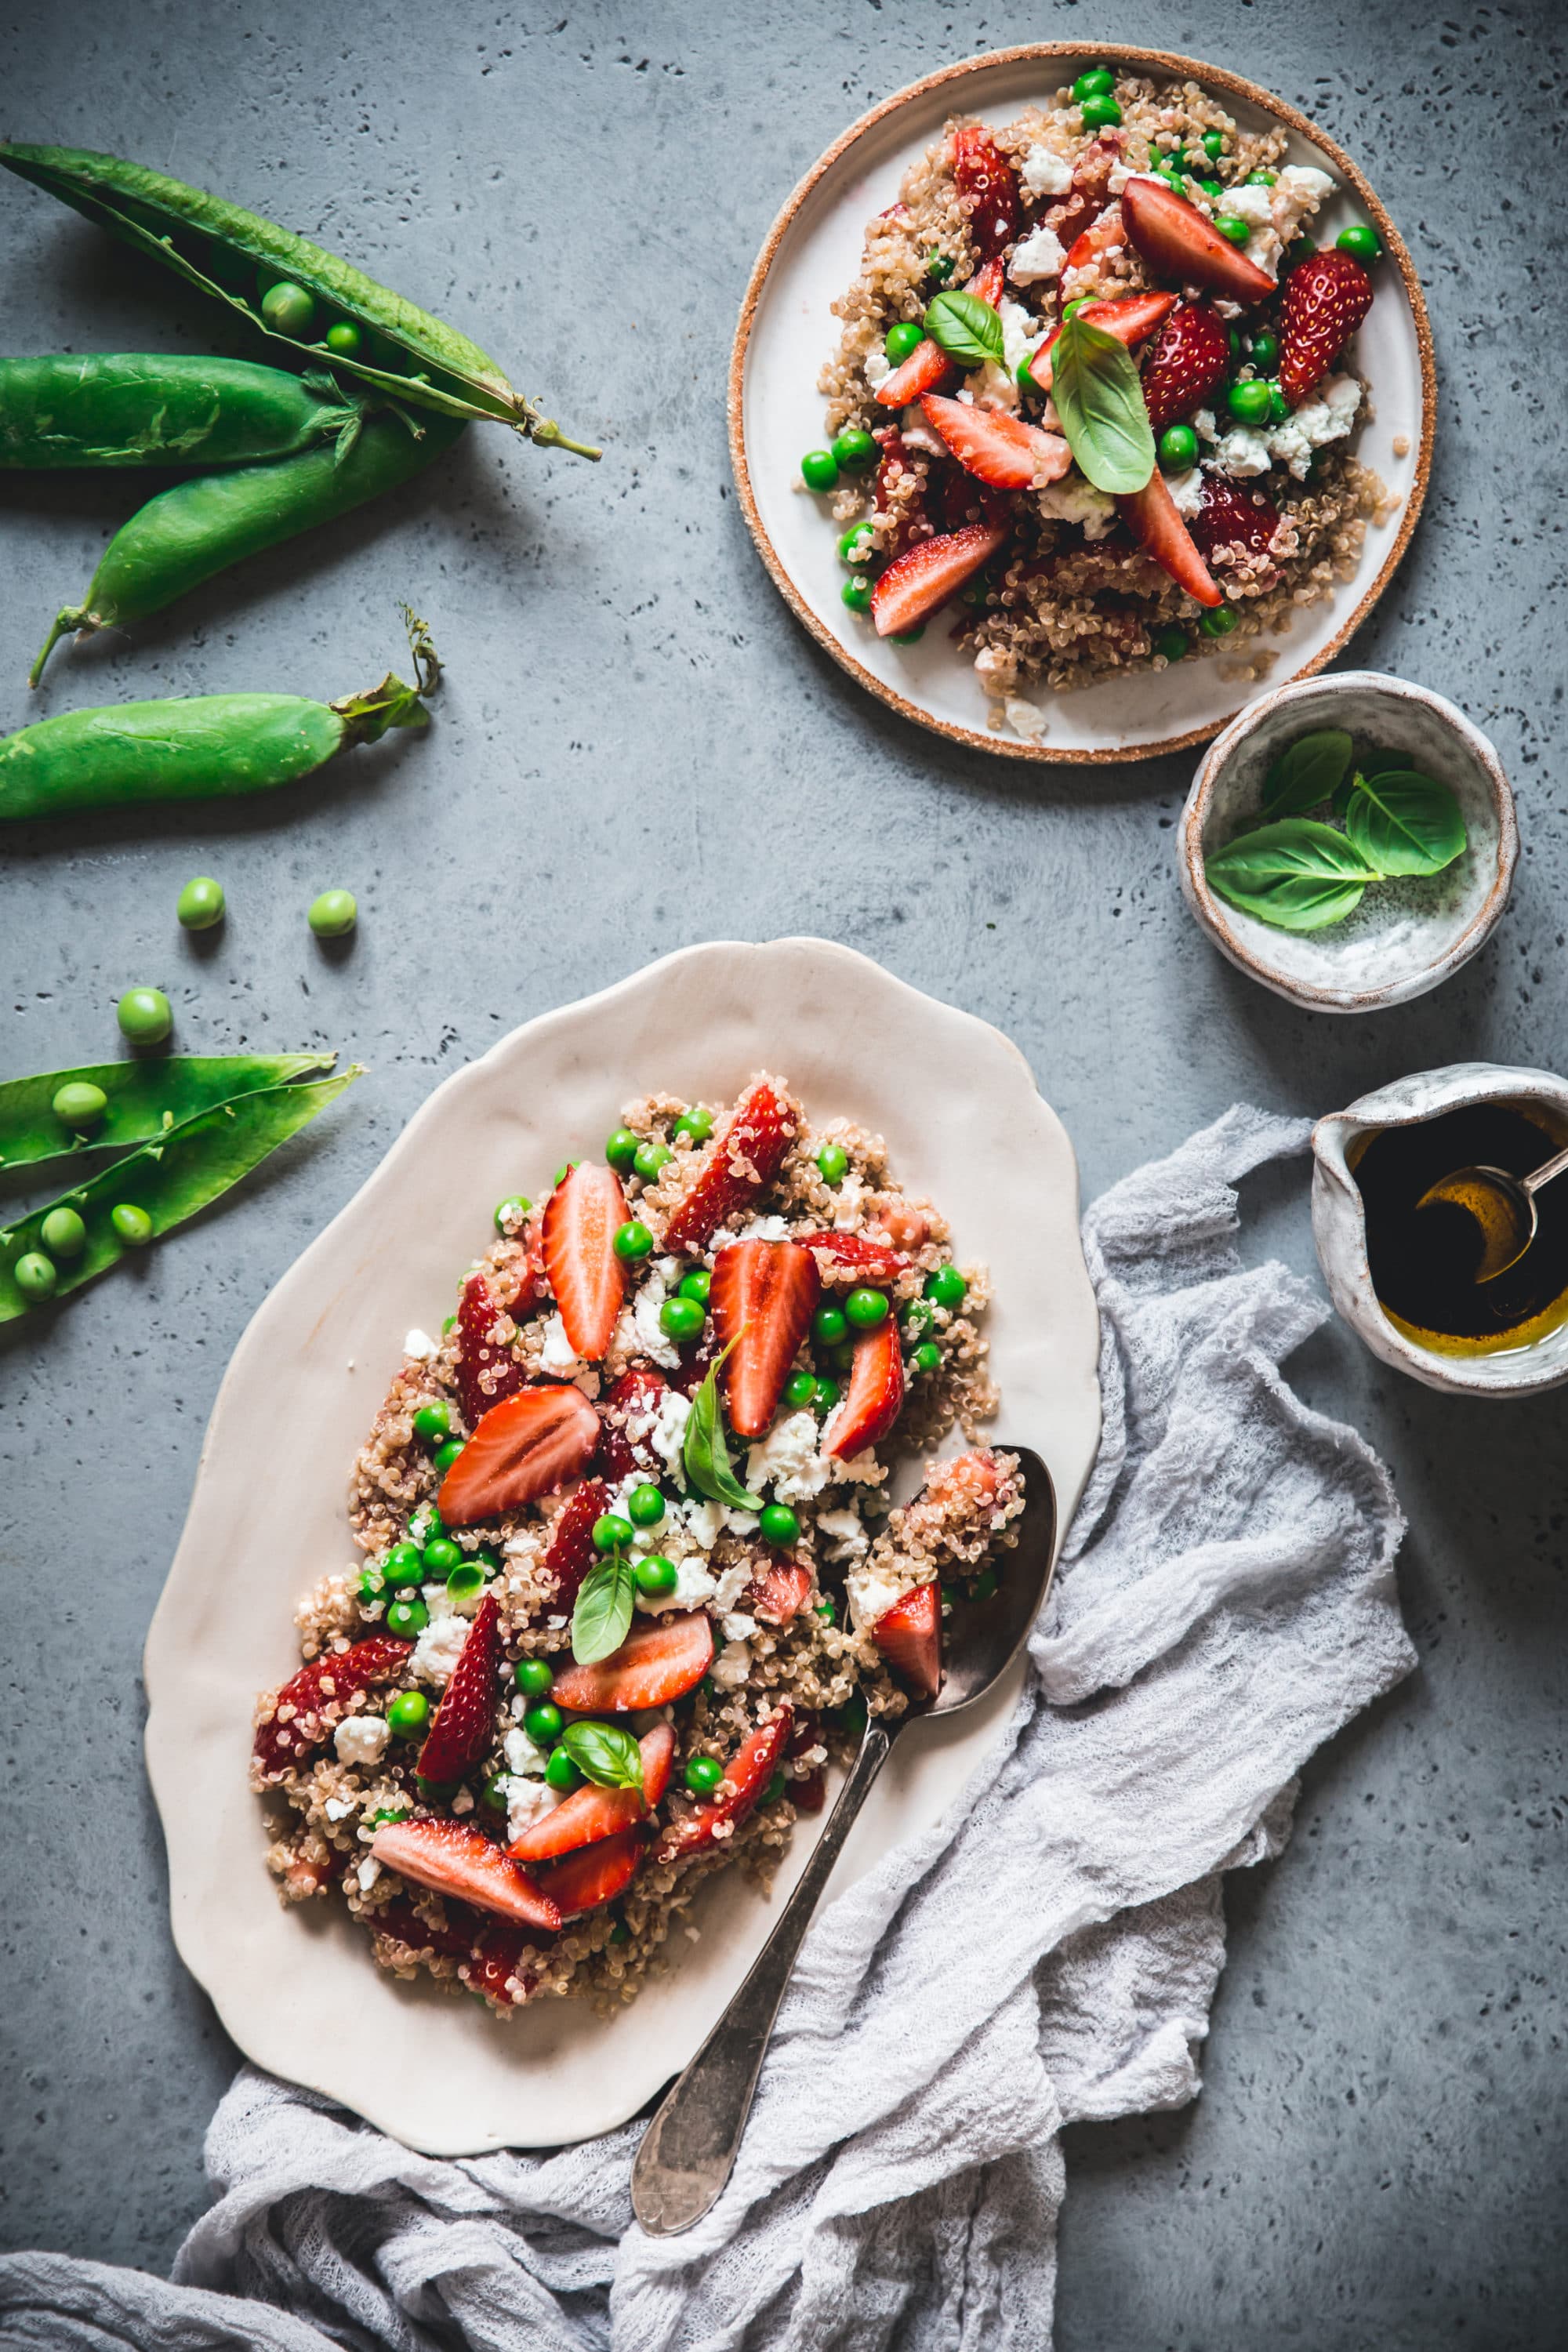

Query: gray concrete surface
[1,1,1564,2342]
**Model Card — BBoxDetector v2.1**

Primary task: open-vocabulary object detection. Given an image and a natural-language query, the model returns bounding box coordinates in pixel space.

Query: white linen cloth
[0,1105,1415,2352]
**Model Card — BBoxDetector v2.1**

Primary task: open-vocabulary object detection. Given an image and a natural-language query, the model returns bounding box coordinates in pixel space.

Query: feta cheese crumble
[745,1411,831,1504]
[1007,223,1066,285]
[1167,468,1206,517]
[1036,474,1118,539]
[1021,143,1072,197]
[333,1713,391,1769]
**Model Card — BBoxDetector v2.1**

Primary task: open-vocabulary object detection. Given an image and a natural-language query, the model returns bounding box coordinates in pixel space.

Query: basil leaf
[1344,769,1467,877]
[571,1550,635,1664]
[561,1719,644,1793]
[1261,728,1353,817]
[1048,316,1155,495]
[921,289,1004,367]
[1205,818,1380,933]
[682,1345,763,1512]
[1205,871,1369,933]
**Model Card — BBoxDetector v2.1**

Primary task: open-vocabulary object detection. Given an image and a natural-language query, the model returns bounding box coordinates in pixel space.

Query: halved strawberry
[453,1272,528,1432]
[655,1708,793,1861]
[368,1817,561,1929]
[952,124,1021,260]
[1116,470,1224,608]
[252,1635,412,1780]
[508,1722,675,1862]
[873,257,1006,409]
[597,1363,670,1483]
[1024,290,1175,396]
[539,1477,610,1613]
[872,522,1008,638]
[746,1555,814,1625]
[1062,209,1127,274]
[535,1825,645,1918]
[710,1238,820,1439]
[1278,247,1373,405]
[439,1385,601,1526]
[1138,301,1232,433]
[662,1080,798,1255]
[461,1922,537,2007]
[804,1231,911,1286]
[919,395,1071,492]
[1120,177,1276,305]
[825,1319,906,1459]
[1050,137,1123,250]
[1189,475,1281,561]
[415,1593,501,1784]
[872,1581,942,1701]
[541,1162,630,1361]
[550,1610,714,1712]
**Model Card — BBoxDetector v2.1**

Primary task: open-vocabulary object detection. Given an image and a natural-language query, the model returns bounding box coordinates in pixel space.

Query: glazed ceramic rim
[1178,670,1518,1012]
[728,42,1437,766]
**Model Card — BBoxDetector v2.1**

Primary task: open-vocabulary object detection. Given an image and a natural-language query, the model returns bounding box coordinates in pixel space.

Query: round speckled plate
[143,939,1102,2155]
[731,43,1435,764]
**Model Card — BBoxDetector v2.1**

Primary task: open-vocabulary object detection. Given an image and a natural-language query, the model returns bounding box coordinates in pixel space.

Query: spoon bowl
[1417,1142,1568,1283]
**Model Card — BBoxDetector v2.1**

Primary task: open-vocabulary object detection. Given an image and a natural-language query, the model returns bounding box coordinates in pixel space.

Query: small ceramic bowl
[1178,671,1516,1012]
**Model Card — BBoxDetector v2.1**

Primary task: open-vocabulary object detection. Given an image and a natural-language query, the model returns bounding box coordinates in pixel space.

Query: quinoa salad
[253,1076,1025,2015]
[802,62,1400,742]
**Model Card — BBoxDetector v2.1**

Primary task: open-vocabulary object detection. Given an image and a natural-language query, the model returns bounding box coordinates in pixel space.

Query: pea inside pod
[0,142,598,458]
[0,1052,334,1173]
[0,354,371,470]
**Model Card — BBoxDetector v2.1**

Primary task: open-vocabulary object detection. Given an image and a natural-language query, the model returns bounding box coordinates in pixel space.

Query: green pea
[684,1754,724,1797]
[1266,381,1291,425]
[838,521,878,568]
[1062,297,1094,321]
[554,1160,579,1185]
[13,1251,56,1301]
[51,1080,107,1132]
[813,1303,847,1347]
[628,1483,666,1528]
[815,1597,836,1624]
[1073,67,1116,99]
[442,1313,456,1334]
[912,1341,942,1374]
[412,1400,452,1444]
[763,1769,789,1805]
[925,251,955,284]
[117,986,171,1045]
[1226,379,1273,425]
[1202,129,1227,159]
[633,1140,672,1182]
[608,1918,631,1944]
[515,1657,554,1697]
[824,1339,855,1374]
[832,427,877,473]
[844,1287,889,1330]
[614,1219,655,1261]
[423,1536,462,1573]
[1157,423,1199,472]
[307,888,357,938]
[1080,94,1122,129]
[524,1700,563,1745]
[634,1553,678,1597]
[939,1583,955,1616]
[891,624,926,644]
[783,1370,818,1410]
[659,1295,705,1343]
[495,1194,532,1234]
[1162,149,1186,175]
[470,1546,501,1574]
[358,1568,384,1605]
[1228,326,1243,359]
[176,875,225,931]
[386,1597,429,1638]
[1153,626,1190,663]
[605,1126,641,1171]
[901,1297,935,1339]
[837,1691,869,1737]
[924,1265,967,1309]
[1200,604,1239,637]
[387,1690,430,1737]
[812,1377,840,1413]
[545,1746,583,1791]
[1214,215,1251,246]
[260,280,318,338]
[593,1512,634,1553]
[841,575,873,615]
[816,1142,849,1185]
[446,1558,485,1600]
[434,1438,464,1475]
[678,1269,711,1306]
[671,1106,714,1143]
[759,1502,800,1548]
[800,448,839,492]
[1249,330,1279,369]
[39,1205,85,1259]
[383,1542,423,1588]
[1247,170,1278,187]
[110,1202,152,1245]
[1197,177,1224,201]
[884,321,924,365]
[1337,223,1382,263]
[481,1773,510,1813]
[325,320,362,357]
[973,1566,999,1601]
[409,1503,443,1544]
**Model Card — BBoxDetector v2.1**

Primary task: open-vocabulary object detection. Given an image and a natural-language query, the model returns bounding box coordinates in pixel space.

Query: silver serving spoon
[631,1445,1058,2237]
[1415,1142,1568,1283]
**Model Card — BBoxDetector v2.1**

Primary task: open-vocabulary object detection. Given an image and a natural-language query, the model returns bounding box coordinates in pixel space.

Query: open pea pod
[0,142,598,459]
[0,1052,336,1174]
[0,1067,361,1322]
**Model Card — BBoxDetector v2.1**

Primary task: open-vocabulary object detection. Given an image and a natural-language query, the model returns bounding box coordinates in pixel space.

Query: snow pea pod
[4,611,440,821]
[0,1052,336,1171]
[0,142,598,458]
[0,354,370,468]
[0,1066,361,1321]
[31,411,463,682]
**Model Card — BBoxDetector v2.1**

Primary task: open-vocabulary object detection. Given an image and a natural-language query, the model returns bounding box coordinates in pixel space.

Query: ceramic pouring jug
[1312,1062,1568,1399]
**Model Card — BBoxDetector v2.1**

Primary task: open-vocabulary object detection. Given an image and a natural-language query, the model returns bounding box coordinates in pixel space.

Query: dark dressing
[1352,1102,1568,1356]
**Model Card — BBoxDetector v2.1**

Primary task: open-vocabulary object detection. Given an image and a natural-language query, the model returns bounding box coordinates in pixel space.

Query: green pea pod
[0,142,598,459]
[0,354,372,469]
[31,412,464,684]
[4,610,440,821]
[0,1052,336,1172]
[0,1068,361,1322]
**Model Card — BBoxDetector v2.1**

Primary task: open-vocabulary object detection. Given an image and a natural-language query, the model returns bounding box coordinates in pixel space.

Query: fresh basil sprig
[1048,314,1155,495]
[1261,728,1353,818]
[561,1719,644,1793]
[920,289,1004,368]
[1204,819,1380,932]
[1344,769,1466,876]
[571,1548,636,1664]
[682,1341,762,1511]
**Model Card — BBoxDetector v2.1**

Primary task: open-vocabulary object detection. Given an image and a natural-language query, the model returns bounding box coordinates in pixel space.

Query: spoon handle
[630,1722,892,2237]
[1524,1144,1568,1200]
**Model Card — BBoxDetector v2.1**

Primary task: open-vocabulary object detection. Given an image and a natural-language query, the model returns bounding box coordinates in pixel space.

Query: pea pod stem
[0,1053,335,1173]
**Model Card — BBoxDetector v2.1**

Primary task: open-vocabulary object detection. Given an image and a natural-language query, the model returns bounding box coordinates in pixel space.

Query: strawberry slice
[415,1593,501,1784]
[1116,470,1224,608]
[541,1162,630,1361]
[655,1708,793,1862]
[1120,177,1277,305]
[919,395,1071,492]
[366,1895,476,1959]
[804,1230,910,1286]
[509,1722,675,1862]
[1278,247,1374,405]
[1137,301,1232,433]
[1025,290,1174,395]
[952,125,1021,260]
[539,1477,611,1612]
[597,1363,670,1483]
[534,1824,645,1918]
[873,257,1005,409]
[1051,137,1123,250]
[746,1556,814,1625]
[550,1610,714,1712]
[872,521,1008,638]
[1189,475,1281,561]
[825,1318,906,1458]
[439,1385,600,1526]
[461,1922,538,2007]
[710,1238,820,1439]
[1062,209,1128,274]
[368,1817,561,1929]
[662,1079,798,1255]
[872,1581,942,1701]
[453,1272,528,1432]
[253,1635,412,1780]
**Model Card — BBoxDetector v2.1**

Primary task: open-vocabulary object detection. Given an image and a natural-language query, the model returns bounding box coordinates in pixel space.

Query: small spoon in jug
[1416,1142,1568,1283]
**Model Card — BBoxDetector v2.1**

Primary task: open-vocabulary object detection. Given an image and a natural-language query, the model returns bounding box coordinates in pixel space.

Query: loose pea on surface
[412,1400,452,1444]
[628,1483,666,1528]
[593,1512,634,1554]
[260,280,318,338]
[1226,379,1273,425]
[634,1553,678,1597]
[832,427,877,472]
[841,575,873,615]
[1337,223,1382,263]
[678,1269,710,1306]
[633,1139,672,1182]
[884,321,924,365]
[545,1746,583,1791]
[307,888,357,938]
[684,1754,724,1797]
[1080,94,1123,129]
[1154,626,1190,663]
[117,985,172,1044]
[525,1700,564,1745]
[176,875,225,931]
[386,1598,429,1638]
[515,1657,554,1698]
[815,1142,848,1185]
[671,1106,714,1143]
[383,1542,423,1587]
[844,1286,889,1330]
[614,1220,655,1261]
[423,1535,462,1574]
[813,1303,848,1347]
[1072,67,1116,99]
[52,1080,107,1131]
[13,1251,56,1301]
[40,1205,85,1258]
[387,1690,430,1737]
[759,1502,800,1548]
[924,1264,967,1309]
[1158,423,1199,470]
[800,448,838,492]
[659,1295,705,1344]
[111,1202,153,1245]
[494,1194,532,1234]
[605,1127,640,1171]
[783,1370,818,1410]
